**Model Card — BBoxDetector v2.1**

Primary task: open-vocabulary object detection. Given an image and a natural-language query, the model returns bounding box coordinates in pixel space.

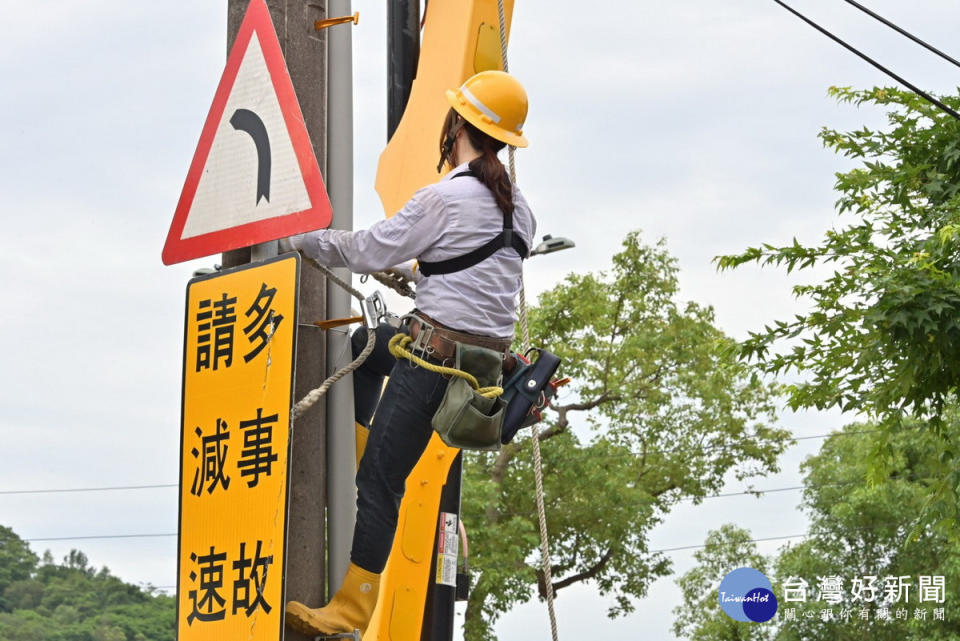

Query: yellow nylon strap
[387,334,503,399]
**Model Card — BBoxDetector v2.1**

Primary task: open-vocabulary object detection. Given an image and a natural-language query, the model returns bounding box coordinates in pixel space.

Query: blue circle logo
[718,568,778,623]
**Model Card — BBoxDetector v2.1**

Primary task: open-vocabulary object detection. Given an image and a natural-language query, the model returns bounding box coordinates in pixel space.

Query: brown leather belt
[406,312,513,366]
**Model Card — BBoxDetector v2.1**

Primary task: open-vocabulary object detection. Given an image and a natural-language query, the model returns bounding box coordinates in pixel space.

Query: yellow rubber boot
[286,563,380,636]
[355,422,370,467]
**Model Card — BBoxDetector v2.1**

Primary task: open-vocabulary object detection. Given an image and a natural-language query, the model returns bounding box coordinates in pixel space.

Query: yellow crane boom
[366,1,514,638]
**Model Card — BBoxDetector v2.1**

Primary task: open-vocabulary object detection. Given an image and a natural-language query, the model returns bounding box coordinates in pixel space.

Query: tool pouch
[432,343,505,451]
[500,348,562,444]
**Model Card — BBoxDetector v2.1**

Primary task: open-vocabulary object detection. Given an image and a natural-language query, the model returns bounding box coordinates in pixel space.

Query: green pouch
[431,343,505,451]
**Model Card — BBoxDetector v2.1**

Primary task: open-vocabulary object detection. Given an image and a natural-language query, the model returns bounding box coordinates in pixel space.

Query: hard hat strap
[436,116,465,173]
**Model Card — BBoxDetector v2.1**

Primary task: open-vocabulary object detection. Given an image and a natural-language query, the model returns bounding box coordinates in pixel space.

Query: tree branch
[537,547,615,597]
[602,293,627,391]
[648,482,680,500]
[556,392,619,414]
[536,423,567,442]
[484,391,620,524]
[486,442,522,524]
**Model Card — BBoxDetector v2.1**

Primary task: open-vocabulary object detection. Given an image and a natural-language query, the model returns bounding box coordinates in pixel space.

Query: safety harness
[417,170,530,276]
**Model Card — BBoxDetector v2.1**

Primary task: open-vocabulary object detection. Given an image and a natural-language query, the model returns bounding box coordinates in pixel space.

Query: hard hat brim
[446,89,529,148]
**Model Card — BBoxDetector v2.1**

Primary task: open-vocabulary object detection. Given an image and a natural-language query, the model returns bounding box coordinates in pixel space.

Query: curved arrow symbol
[230,108,271,205]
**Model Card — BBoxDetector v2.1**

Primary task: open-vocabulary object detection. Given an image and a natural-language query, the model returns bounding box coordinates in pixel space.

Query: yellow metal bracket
[315,12,359,31]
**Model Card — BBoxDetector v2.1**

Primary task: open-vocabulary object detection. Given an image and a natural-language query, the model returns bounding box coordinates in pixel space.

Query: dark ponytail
[464,121,514,217]
[438,107,514,216]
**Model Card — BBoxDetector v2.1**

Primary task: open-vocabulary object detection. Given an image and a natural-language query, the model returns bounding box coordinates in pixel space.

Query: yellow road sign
[176,253,299,641]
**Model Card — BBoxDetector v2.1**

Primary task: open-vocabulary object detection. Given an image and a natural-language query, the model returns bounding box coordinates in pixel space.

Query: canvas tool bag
[432,341,506,451]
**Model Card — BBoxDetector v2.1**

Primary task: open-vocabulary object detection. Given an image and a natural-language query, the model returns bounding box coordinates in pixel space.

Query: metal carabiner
[362,291,388,329]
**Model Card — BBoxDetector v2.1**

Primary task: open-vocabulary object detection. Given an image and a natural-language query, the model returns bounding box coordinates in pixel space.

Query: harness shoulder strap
[418,171,529,277]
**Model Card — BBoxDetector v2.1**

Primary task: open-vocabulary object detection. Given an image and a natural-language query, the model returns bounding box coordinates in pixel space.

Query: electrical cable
[69,522,921,593]
[652,532,806,555]
[13,479,897,545]
[0,429,876,496]
[4,486,805,545]
[0,483,177,496]
[771,0,960,121]
[507,429,881,464]
[841,0,960,71]
[24,533,177,543]
[652,520,921,556]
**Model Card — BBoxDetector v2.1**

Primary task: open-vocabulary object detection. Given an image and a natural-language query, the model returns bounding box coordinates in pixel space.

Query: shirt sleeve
[515,186,537,250]
[297,187,448,273]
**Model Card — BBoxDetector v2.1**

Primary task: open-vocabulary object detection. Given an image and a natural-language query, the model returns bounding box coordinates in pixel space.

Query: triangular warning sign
[162,0,331,266]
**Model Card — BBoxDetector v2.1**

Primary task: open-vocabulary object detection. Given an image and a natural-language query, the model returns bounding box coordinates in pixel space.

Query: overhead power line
[0,483,177,496]
[13,481,869,545]
[651,520,920,557]
[0,429,876,497]
[771,0,960,121]
[526,429,880,464]
[653,532,806,555]
[24,533,177,543]
[699,484,804,500]
[73,525,917,593]
[65,531,841,594]
[13,485,807,544]
[841,0,960,71]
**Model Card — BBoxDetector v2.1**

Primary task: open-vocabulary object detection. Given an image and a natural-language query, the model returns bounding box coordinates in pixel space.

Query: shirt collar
[441,162,472,181]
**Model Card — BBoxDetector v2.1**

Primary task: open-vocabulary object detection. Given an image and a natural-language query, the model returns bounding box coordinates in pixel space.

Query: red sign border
[162,0,331,265]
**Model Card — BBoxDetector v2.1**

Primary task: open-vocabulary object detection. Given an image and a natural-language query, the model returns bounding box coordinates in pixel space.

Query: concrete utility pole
[226,3,329,640]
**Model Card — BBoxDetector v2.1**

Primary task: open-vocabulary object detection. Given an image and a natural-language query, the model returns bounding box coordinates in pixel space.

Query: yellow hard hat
[445,70,529,148]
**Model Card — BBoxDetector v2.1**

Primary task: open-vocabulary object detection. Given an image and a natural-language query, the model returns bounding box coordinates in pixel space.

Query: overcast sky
[3,1,960,640]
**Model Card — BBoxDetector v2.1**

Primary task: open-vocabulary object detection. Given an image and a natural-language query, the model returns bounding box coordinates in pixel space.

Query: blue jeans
[349,325,449,573]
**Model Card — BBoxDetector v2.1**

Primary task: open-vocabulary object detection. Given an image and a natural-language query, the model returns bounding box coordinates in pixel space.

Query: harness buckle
[401,313,436,361]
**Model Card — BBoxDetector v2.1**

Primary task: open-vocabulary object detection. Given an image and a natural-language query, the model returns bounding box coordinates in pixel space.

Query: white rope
[291,259,376,419]
[496,2,560,639]
[369,269,416,299]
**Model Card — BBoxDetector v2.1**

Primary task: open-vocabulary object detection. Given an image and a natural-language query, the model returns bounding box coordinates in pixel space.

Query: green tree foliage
[675,422,960,641]
[0,524,38,611]
[461,232,789,640]
[776,420,960,640]
[673,524,773,641]
[718,86,960,421]
[0,526,174,641]
[716,87,960,526]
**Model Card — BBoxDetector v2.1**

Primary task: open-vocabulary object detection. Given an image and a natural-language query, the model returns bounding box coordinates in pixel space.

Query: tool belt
[405,312,512,364]
[400,312,510,451]
[393,313,564,450]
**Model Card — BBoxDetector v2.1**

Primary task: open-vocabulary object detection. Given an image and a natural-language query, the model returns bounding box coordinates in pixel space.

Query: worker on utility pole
[282,70,535,637]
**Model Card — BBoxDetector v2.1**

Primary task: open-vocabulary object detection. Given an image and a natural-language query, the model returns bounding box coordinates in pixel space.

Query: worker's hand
[279,233,306,253]
[388,260,421,283]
